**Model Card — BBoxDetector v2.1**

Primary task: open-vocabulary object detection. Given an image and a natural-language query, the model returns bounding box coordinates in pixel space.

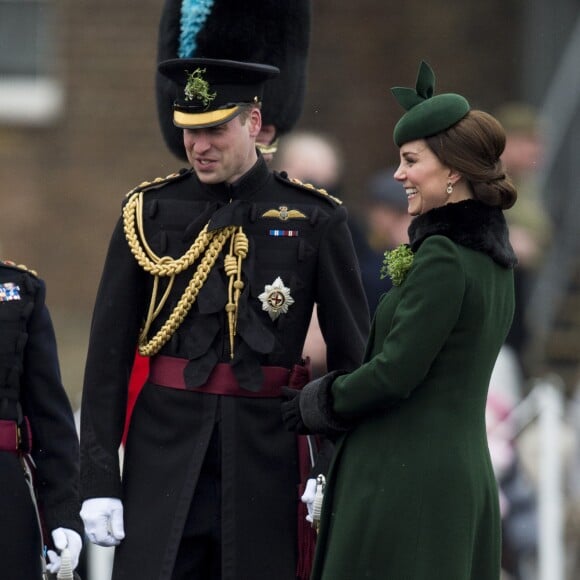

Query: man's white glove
[301,478,317,523]
[80,497,125,547]
[46,527,83,573]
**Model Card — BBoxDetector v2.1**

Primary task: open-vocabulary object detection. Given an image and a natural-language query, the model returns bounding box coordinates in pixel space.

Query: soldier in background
[494,102,552,376]
[0,260,82,578]
[358,168,412,314]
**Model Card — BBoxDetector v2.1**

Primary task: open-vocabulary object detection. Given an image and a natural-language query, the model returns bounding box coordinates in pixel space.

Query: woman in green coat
[282,61,518,580]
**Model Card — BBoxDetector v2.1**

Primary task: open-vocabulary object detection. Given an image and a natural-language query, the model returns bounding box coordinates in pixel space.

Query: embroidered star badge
[258,276,295,321]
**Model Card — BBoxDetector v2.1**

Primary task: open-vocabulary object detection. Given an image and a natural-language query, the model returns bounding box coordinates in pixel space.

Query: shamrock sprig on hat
[184,68,216,108]
[380,244,414,286]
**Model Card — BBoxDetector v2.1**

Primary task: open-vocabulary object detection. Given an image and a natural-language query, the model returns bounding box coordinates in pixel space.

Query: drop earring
[446,182,453,196]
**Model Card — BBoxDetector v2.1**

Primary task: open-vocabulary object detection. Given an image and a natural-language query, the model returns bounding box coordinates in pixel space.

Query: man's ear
[248,108,262,138]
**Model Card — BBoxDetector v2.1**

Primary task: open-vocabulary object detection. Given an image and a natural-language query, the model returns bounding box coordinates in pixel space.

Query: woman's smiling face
[394,139,454,216]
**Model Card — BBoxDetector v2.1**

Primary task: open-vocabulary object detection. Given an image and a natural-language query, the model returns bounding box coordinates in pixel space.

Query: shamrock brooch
[380,244,414,286]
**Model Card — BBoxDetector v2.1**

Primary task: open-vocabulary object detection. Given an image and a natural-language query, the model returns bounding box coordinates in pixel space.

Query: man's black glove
[281,387,308,433]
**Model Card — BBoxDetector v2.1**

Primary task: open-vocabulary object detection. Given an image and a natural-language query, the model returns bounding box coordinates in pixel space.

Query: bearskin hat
[156,0,311,160]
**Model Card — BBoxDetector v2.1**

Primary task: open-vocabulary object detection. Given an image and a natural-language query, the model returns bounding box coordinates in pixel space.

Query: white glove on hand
[301,478,317,523]
[80,497,125,547]
[46,527,83,573]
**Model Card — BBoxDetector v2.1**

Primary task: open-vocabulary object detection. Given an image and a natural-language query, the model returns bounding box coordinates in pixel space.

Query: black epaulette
[0,260,38,277]
[274,171,343,206]
[125,168,191,198]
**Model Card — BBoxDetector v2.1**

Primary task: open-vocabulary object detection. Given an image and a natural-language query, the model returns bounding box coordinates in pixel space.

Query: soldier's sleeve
[80,217,147,500]
[21,277,83,536]
[315,204,370,372]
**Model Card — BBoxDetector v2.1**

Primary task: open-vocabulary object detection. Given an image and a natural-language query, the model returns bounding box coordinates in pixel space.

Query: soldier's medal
[258,276,295,321]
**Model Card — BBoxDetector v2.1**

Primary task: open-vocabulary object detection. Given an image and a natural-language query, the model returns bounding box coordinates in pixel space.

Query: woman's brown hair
[426,110,517,209]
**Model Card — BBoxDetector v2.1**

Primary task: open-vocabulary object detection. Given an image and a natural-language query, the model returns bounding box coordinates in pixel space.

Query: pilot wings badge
[258,277,295,321]
[261,206,307,221]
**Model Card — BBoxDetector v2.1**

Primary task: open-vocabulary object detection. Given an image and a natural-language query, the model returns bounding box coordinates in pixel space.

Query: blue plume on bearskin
[178,0,214,58]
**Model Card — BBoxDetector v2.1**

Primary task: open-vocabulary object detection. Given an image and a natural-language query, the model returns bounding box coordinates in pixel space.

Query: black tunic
[0,261,82,579]
[80,157,370,579]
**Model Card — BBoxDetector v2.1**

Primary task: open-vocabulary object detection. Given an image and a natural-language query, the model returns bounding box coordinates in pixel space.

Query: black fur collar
[408,199,517,268]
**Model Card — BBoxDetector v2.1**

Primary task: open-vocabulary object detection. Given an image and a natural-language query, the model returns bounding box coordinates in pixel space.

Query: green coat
[310,201,516,580]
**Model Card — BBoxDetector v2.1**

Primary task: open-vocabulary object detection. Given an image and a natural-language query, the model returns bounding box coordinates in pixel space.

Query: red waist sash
[149,355,295,398]
[0,419,18,452]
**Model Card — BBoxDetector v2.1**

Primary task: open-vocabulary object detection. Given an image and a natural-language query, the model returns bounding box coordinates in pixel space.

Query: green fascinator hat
[392,61,470,147]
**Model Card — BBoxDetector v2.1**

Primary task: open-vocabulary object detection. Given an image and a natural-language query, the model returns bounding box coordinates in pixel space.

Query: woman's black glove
[281,387,308,433]
[281,370,351,436]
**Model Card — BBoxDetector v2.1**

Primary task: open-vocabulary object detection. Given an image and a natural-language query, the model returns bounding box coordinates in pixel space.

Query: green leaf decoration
[391,61,435,110]
[380,244,414,286]
[391,87,424,111]
[415,61,435,100]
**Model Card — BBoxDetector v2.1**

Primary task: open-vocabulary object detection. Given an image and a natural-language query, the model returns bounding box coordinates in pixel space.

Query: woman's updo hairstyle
[426,110,517,210]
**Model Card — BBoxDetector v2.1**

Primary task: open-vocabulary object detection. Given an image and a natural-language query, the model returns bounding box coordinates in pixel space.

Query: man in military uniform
[80,58,369,580]
[124,0,312,437]
[0,260,83,578]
